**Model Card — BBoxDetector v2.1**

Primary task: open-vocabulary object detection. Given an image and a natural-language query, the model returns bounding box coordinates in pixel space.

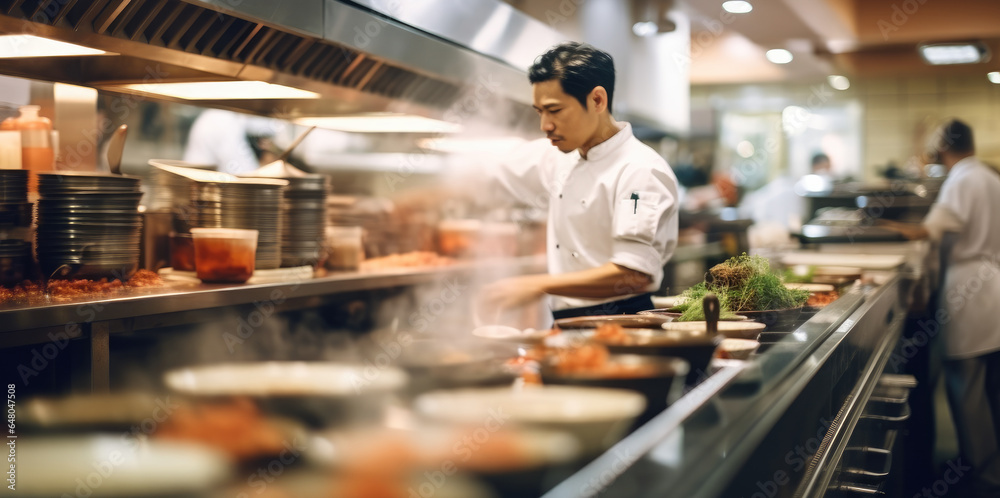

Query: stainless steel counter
[544,272,912,498]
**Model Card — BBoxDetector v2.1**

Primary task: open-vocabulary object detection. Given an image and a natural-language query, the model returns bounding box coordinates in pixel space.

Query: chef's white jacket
[923,156,1000,359]
[490,123,679,311]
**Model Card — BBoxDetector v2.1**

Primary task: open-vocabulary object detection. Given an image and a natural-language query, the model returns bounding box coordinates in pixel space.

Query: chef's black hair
[939,119,974,154]
[529,42,616,113]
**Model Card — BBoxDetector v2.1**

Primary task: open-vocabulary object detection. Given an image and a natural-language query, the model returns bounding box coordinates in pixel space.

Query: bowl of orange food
[576,323,721,387]
[539,344,688,427]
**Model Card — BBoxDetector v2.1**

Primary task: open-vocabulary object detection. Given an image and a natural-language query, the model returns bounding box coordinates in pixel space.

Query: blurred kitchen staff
[479,42,678,320]
[881,119,1000,497]
[183,109,284,175]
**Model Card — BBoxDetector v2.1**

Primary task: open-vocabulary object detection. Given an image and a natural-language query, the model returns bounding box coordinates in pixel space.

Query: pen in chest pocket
[630,192,639,213]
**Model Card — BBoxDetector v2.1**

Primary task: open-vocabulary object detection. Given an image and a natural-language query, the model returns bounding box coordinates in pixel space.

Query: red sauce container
[190,228,258,283]
[169,232,195,271]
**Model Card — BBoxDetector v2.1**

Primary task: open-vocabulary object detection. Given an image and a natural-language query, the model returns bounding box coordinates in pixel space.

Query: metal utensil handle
[831,484,885,495]
[704,292,719,336]
[277,125,316,162]
[107,124,128,175]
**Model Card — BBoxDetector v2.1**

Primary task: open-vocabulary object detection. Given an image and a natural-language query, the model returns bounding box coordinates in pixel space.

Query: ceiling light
[296,113,464,134]
[0,34,109,57]
[418,137,526,154]
[782,106,809,136]
[918,43,990,65]
[988,71,1000,84]
[632,21,658,37]
[766,49,793,64]
[735,140,755,158]
[828,75,851,90]
[118,81,320,100]
[722,1,753,14]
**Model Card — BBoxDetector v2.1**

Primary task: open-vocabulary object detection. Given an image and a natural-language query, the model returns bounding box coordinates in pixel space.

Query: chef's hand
[478,275,547,314]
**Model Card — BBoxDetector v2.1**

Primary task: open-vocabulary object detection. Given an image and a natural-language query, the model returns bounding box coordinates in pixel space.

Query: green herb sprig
[672,254,809,320]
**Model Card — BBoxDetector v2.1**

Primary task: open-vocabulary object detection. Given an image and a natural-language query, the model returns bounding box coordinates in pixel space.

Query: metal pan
[554,314,673,330]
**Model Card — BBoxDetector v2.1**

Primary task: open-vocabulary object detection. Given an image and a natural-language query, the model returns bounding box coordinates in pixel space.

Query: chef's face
[532,79,600,153]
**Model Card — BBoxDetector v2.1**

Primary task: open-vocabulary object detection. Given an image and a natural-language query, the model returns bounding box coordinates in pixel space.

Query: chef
[881,119,1000,497]
[479,42,679,320]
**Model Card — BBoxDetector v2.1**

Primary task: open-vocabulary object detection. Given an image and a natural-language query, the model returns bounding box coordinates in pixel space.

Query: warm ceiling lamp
[988,71,1000,84]
[918,43,990,65]
[417,137,526,153]
[722,1,753,14]
[0,34,109,57]
[766,49,793,64]
[828,75,851,90]
[632,0,676,37]
[296,113,464,134]
[116,81,320,100]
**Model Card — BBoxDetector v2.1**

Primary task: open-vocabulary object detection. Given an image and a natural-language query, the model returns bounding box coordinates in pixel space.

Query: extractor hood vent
[0,0,463,109]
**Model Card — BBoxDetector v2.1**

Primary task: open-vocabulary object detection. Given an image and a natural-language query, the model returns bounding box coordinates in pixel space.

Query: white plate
[662,321,766,338]
[414,386,645,454]
[17,436,231,496]
[784,283,836,292]
[472,325,550,344]
[313,425,580,471]
[164,362,407,396]
[780,252,905,270]
[651,295,683,309]
[716,338,761,360]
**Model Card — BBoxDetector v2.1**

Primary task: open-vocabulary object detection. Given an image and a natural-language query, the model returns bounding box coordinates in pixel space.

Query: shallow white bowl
[414,385,646,454]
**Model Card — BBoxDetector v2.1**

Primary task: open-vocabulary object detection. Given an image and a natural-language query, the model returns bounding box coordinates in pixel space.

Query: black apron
[551,293,654,320]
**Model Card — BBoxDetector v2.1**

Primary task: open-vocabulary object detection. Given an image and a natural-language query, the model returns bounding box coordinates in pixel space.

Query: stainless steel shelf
[0,256,546,337]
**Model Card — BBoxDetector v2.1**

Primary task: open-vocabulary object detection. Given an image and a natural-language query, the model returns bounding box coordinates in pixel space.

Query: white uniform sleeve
[482,139,551,210]
[609,159,679,288]
[932,174,972,225]
[923,203,964,241]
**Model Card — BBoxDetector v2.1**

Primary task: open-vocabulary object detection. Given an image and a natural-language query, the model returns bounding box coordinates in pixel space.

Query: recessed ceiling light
[828,75,851,90]
[632,21,658,37]
[116,81,320,100]
[766,49,793,64]
[296,113,464,134]
[0,34,109,57]
[918,43,990,65]
[987,71,1000,84]
[722,1,753,14]
[418,137,526,153]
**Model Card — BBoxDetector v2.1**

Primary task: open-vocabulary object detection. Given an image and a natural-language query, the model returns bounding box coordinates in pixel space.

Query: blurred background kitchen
[0,0,997,497]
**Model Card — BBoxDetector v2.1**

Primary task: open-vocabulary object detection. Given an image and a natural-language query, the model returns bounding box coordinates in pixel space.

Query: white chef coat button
[580,199,585,205]
[556,244,560,249]
[572,251,579,258]
[559,194,563,199]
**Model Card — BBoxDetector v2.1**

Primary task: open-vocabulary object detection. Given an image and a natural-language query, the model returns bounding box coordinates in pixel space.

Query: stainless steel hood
[0,0,687,136]
[0,0,546,133]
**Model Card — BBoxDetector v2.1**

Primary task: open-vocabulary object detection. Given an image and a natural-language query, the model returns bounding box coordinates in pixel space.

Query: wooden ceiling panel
[852,0,1000,46]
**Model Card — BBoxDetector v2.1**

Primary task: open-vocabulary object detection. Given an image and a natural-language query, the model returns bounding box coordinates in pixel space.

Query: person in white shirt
[882,119,1000,497]
[479,42,679,320]
[183,109,284,175]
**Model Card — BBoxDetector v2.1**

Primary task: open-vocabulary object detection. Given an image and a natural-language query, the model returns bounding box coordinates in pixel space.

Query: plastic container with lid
[191,228,258,283]
[324,225,363,271]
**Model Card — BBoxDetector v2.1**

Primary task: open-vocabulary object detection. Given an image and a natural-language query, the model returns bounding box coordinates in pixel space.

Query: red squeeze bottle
[11,105,54,194]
